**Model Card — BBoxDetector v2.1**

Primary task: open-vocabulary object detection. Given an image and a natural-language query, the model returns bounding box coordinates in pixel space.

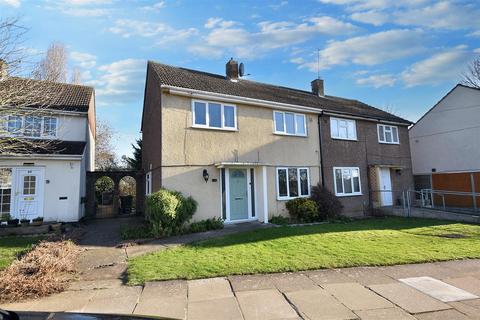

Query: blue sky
[1,0,479,157]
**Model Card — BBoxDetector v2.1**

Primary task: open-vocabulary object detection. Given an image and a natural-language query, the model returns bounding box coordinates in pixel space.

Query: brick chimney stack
[226,58,239,80]
[0,60,8,80]
[311,78,324,97]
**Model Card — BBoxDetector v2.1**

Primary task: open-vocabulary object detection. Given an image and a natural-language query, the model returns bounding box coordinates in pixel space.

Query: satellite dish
[239,62,245,77]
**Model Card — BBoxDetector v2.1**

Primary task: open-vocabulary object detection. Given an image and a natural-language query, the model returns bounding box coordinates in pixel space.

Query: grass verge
[0,236,43,271]
[128,217,480,284]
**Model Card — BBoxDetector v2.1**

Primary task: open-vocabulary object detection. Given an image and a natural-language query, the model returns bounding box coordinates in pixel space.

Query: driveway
[2,259,480,319]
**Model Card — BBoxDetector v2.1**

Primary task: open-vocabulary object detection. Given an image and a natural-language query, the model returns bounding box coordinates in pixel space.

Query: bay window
[192,100,237,130]
[273,111,307,136]
[276,167,310,200]
[333,167,361,196]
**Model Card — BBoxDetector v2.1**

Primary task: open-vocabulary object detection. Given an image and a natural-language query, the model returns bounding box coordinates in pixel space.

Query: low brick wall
[389,206,480,224]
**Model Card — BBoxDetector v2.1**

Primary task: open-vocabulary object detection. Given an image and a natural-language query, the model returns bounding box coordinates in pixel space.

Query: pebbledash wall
[147,92,321,221]
[320,115,414,215]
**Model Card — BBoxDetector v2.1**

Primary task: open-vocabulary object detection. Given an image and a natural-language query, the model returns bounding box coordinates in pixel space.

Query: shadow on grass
[185,217,463,249]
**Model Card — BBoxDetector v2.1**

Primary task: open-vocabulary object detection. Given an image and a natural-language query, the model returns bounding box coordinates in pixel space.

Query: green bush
[187,218,224,233]
[120,224,153,240]
[310,184,343,220]
[285,198,319,223]
[145,189,198,237]
[269,215,290,225]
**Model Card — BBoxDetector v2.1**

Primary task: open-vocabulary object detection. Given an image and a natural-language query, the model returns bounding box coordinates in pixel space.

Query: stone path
[3,259,480,319]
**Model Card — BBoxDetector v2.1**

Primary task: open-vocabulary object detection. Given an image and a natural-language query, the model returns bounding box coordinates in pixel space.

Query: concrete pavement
[2,259,480,320]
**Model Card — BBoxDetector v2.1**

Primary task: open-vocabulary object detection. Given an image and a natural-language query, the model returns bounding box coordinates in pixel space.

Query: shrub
[187,218,224,234]
[269,215,290,225]
[285,198,319,223]
[120,224,153,240]
[310,184,343,220]
[145,189,197,237]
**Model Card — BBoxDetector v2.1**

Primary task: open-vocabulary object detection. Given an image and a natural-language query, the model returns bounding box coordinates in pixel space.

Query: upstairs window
[24,116,42,137]
[43,117,57,137]
[7,116,22,135]
[276,167,310,200]
[192,100,237,130]
[273,111,307,136]
[2,115,58,138]
[330,117,357,140]
[378,124,399,144]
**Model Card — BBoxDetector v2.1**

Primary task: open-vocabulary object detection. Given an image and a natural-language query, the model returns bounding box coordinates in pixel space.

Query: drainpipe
[318,112,325,187]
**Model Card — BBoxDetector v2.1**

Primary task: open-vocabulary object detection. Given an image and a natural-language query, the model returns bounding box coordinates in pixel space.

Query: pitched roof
[0,77,93,112]
[0,139,86,156]
[149,61,411,124]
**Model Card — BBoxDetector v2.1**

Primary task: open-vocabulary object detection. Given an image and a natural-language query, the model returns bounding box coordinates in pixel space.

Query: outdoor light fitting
[203,169,209,183]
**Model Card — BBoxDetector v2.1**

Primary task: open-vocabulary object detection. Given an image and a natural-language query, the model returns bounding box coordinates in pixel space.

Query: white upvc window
[330,117,357,140]
[273,111,307,136]
[333,167,362,196]
[2,115,58,138]
[145,172,152,196]
[276,167,310,200]
[378,124,399,144]
[192,100,237,130]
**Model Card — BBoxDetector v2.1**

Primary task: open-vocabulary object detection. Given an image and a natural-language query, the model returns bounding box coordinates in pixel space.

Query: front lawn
[128,217,480,284]
[0,236,43,270]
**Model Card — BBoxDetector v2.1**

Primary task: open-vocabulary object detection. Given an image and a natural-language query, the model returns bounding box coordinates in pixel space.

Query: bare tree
[0,18,64,155]
[462,55,480,89]
[70,67,82,85]
[95,120,118,170]
[33,42,68,83]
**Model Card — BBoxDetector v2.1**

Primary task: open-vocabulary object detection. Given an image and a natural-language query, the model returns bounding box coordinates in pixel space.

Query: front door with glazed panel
[14,168,44,219]
[228,169,249,221]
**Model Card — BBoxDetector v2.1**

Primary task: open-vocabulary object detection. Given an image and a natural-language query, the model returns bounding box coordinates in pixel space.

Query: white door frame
[12,167,45,219]
[224,167,256,223]
[377,167,393,206]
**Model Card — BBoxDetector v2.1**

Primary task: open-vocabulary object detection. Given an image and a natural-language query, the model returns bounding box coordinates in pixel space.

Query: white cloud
[0,0,20,7]
[108,19,198,44]
[350,10,389,26]
[319,0,428,11]
[142,1,165,11]
[293,29,426,71]
[393,1,480,30]
[192,16,357,59]
[88,59,146,101]
[401,45,474,87]
[43,0,113,16]
[71,51,97,69]
[468,30,480,37]
[356,73,397,88]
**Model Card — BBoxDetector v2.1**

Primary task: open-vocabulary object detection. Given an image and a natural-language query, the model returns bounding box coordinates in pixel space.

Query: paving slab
[369,282,451,314]
[306,269,353,286]
[135,296,186,319]
[236,289,299,320]
[188,277,233,302]
[449,301,480,320]
[143,280,187,298]
[81,286,142,314]
[79,262,127,281]
[353,308,416,320]
[381,263,456,280]
[270,272,319,293]
[413,309,471,320]
[399,276,478,302]
[339,267,396,286]
[285,288,357,320]
[437,259,480,277]
[187,296,243,320]
[0,290,96,312]
[68,279,124,291]
[443,276,480,296]
[323,283,393,311]
[229,274,277,292]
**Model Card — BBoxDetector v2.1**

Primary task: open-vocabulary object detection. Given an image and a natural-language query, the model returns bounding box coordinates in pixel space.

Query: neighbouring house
[142,59,413,223]
[409,84,480,209]
[0,76,95,222]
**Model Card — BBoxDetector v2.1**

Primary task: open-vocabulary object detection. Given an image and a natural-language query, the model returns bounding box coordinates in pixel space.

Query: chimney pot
[226,58,239,80]
[0,60,8,80]
[311,78,324,96]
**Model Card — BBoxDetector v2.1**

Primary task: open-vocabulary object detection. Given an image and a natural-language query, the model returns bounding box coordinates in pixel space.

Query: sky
[1,0,479,157]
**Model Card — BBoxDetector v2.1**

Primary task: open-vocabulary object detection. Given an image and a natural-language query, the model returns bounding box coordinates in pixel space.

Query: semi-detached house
[142,59,413,223]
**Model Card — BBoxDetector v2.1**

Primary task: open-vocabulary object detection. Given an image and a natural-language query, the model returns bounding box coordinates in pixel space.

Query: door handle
[234,197,243,200]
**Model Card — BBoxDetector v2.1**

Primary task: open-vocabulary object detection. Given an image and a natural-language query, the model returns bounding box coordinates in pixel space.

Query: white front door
[378,167,392,206]
[13,168,45,219]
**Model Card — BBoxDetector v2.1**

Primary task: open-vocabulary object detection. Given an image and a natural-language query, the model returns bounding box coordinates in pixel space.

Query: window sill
[191,125,238,132]
[273,132,308,138]
[335,193,363,197]
[378,141,400,145]
[277,195,310,201]
[331,137,358,141]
